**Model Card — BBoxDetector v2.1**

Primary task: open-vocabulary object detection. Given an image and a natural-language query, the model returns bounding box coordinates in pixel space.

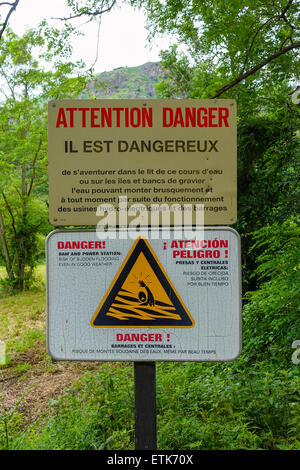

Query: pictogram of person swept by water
[138,280,155,306]
[102,250,182,321]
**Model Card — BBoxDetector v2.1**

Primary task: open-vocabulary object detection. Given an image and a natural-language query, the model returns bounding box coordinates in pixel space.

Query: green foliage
[242,218,300,365]
[135,0,299,107]
[6,361,299,450]
[235,107,299,291]
[237,109,299,225]
[0,27,90,291]
[156,362,299,450]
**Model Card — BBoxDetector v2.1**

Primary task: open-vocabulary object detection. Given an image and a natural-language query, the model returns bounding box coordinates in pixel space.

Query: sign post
[134,362,157,450]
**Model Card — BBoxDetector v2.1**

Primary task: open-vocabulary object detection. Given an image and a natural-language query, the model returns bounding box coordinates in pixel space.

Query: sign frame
[46,226,242,362]
[48,99,237,226]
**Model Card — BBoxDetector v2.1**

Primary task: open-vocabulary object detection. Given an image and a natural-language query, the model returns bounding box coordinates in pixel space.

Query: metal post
[134,361,157,450]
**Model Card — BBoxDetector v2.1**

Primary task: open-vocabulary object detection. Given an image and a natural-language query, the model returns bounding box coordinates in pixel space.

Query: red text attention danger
[55,106,230,129]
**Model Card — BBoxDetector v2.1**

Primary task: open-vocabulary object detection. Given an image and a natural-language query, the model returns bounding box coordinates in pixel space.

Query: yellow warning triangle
[91,237,194,328]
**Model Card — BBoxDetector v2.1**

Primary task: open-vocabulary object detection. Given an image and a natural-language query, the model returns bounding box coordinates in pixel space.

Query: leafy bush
[242,218,300,365]
[156,362,299,450]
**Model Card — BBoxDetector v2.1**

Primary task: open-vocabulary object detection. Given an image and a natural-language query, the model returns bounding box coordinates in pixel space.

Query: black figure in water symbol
[138,280,155,306]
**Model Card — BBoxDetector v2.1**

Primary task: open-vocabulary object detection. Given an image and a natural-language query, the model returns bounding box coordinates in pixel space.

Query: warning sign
[48,99,237,226]
[91,237,194,328]
[46,228,241,362]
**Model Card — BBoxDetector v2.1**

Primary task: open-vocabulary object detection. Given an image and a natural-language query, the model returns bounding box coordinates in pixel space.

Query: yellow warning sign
[91,237,194,328]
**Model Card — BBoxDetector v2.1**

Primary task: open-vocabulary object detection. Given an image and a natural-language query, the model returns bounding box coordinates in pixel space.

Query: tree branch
[211,41,300,99]
[54,0,117,21]
[280,0,294,18]
[0,0,19,41]
[279,0,298,30]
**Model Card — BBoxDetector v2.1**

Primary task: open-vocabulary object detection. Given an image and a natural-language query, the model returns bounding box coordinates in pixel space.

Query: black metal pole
[134,361,157,450]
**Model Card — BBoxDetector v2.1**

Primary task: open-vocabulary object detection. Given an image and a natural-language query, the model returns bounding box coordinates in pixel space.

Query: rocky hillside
[82,62,161,99]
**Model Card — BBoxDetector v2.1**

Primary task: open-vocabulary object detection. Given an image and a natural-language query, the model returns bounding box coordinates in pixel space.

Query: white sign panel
[46,228,241,361]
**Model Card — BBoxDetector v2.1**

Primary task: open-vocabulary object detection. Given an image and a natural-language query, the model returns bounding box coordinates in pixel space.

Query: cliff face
[83,62,161,99]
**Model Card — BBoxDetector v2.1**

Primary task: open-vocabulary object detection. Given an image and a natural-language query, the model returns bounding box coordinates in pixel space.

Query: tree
[0,27,90,290]
[133,0,299,103]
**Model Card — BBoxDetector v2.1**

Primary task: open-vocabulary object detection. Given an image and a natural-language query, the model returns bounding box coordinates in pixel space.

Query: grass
[0,265,46,366]
[0,264,103,374]
[2,361,299,450]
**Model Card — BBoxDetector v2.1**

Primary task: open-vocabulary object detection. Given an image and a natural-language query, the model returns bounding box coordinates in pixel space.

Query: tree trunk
[18,258,25,291]
[17,164,27,291]
[0,207,12,278]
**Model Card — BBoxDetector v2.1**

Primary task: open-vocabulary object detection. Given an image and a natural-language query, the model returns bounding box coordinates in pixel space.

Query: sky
[8,0,172,73]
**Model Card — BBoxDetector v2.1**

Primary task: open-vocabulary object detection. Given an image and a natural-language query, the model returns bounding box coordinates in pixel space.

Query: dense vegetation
[0,0,299,451]
[1,362,298,450]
